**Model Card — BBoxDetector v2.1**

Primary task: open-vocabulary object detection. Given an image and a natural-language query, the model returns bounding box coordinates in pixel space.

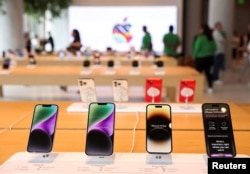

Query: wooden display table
[0,65,204,102]
[0,101,250,165]
[0,55,177,66]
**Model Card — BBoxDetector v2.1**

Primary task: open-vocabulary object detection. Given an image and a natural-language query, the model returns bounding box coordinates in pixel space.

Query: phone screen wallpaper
[146,105,172,153]
[27,105,58,152]
[203,105,236,157]
[86,104,115,156]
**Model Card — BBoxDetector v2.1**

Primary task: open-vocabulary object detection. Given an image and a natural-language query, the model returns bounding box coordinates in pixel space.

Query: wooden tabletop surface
[0,101,249,165]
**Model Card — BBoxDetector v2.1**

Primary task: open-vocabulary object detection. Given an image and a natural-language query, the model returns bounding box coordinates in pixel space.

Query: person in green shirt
[193,24,217,94]
[163,25,180,57]
[141,26,152,53]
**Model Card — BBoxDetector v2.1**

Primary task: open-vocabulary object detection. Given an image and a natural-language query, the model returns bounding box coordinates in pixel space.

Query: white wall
[0,0,183,53]
[0,0,23,52]
[48,0,183,51]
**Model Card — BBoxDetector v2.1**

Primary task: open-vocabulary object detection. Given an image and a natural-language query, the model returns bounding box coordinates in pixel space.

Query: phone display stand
[28,153,59,163]
[146,154,172,165]
[86,154,115,165]
[130,60,140,75]
[179,91,195,111]
[81,60,92,74]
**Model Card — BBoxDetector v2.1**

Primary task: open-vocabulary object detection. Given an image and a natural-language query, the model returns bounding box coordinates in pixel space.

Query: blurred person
[163,25,180,58]
[141,26,152,55]
[32,34,42,54]
[67,29,82,55]
[248,23,250,42]
[61,29,82,92]
[231,31,240,64]
[193,24,217,94]
[24,32,32,55]
[212,22,227,85]
[238,33,250,82]
[46,31,54,54]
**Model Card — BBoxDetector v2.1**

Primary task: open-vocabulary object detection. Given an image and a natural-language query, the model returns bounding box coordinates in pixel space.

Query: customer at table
[193,24,217,94]
[67,29,82,55]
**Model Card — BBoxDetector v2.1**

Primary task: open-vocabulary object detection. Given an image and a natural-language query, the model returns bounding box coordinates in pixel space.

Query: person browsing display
[67,29,82,55]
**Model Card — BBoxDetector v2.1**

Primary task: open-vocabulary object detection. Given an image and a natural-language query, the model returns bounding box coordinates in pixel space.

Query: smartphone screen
[202,103,236,157]
[78,78,97,102]
[146,104,172,154]
[179,79,196,102]
[85,103,115,156]
[27,104,59,153]
[112,79,128,102]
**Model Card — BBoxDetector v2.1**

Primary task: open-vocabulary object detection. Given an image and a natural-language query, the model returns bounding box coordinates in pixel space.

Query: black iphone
[202,103,236,157]
[85,102,115,156]
[27,104,59,153]
[146,104,172,154]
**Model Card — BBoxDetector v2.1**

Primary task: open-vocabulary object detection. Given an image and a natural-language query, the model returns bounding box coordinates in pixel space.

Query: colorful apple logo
[112,18,132,43]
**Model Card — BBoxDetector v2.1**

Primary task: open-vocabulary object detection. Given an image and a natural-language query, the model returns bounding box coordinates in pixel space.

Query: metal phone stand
[146,154,172,165]
[28,153,59,163]
[86,154,116,165]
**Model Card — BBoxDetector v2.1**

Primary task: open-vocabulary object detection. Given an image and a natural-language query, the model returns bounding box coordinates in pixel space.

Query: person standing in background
[47,31,54,54]
[247,24,250,42]
[193,24,217,94]
[24,32,32,55]
[163,25,180,58]
[33,34,42,54]
[141,26,152,55]
[212,22,227,85]
[238,32,250,83]
[67,29,82,55]
[231,31,240,65]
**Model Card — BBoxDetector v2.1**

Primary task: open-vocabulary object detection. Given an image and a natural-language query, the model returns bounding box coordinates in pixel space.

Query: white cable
[130,111,139,153]
[9,111,33,130]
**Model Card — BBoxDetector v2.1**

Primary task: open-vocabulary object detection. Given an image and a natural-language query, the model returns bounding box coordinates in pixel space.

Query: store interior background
[0,0,250,103]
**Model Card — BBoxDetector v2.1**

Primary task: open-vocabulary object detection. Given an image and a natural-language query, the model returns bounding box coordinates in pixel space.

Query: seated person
[67,29,82,55]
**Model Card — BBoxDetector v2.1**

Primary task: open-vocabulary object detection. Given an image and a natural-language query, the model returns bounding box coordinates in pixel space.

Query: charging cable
[130,111,139,153]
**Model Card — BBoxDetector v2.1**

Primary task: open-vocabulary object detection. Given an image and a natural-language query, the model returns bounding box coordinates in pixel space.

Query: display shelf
[0,152,216,173]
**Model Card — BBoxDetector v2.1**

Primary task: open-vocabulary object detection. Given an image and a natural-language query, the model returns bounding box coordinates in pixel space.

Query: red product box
[179,79,196,102]
[145,78,162,102]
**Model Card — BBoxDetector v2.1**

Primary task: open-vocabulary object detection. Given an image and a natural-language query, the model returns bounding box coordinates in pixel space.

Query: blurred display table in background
[0,65,204,102]
[0,55,178,66]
